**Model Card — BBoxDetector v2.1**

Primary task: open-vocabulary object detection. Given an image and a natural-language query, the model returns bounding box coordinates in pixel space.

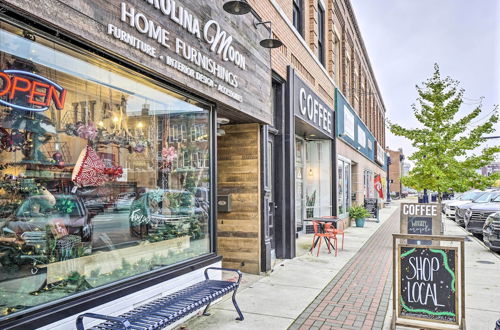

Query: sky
[350,0,499,162]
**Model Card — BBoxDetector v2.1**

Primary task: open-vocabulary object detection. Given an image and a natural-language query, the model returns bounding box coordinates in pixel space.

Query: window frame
[317,2,326,66]
[292,0,304,37]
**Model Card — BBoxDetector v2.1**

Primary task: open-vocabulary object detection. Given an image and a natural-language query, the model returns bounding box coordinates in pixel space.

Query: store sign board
[343,106,355,139]
[335,89,377,162]
[357,125,366,148]
[375,142,385,165]
[0,70,66,112]
[4,0,273,124]
[400,203,442,242]
[108,2,247,102]
[291,69,334,138]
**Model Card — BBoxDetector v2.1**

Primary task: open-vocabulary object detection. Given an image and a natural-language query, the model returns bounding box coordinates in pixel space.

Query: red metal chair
[322,216,345,252]
[311,221,337,256]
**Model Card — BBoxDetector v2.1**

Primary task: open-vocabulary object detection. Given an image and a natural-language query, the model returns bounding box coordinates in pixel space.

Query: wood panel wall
[217,123,261,274]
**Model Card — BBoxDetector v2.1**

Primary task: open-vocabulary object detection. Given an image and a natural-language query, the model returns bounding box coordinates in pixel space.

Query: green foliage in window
[55,198,76,214]
[187,215,204,240]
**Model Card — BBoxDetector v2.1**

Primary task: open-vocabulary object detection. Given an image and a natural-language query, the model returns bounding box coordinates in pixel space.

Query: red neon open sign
[0,70,67,112]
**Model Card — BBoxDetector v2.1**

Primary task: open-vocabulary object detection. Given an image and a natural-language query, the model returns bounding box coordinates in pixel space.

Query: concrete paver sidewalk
[179,201,403,330]
[289,204,399,330]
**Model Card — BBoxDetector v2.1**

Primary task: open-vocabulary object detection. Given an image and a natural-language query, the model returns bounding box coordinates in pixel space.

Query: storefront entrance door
[267,135,276,260]
[295,137,305,231]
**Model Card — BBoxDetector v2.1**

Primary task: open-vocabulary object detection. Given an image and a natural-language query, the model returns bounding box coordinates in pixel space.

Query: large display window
[0,22,212,318]
[295,137,332,230]
[305,140,332,217]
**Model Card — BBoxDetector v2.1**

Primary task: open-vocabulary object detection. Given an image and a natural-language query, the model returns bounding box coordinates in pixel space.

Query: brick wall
[251,0,386,148]
[387,149,403,194]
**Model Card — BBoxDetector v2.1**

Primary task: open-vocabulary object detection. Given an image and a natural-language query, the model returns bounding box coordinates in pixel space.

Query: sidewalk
[383,213,500,330]
[179,200,403,330]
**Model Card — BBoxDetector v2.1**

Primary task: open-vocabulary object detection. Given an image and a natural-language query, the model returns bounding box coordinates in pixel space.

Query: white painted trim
[269,0,337,91]
[338,154,351,163]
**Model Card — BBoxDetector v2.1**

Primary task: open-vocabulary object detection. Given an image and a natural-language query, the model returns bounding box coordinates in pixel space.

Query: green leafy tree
[390,64,500,201]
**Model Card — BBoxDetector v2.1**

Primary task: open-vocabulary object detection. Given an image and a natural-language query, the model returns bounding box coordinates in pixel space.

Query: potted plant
[348,205,371,227]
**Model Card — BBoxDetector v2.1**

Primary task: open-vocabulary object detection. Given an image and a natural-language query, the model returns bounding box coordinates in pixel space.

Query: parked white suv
[443,191,485,219]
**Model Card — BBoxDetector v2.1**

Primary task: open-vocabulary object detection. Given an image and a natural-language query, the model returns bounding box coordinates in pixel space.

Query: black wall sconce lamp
[223,0,252,15]
[254,21,283,49]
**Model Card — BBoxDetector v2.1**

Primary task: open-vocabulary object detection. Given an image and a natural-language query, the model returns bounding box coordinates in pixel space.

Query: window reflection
[0,23,211,317]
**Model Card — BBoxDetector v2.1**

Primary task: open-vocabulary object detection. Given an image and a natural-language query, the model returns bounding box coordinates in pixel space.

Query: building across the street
[387,148,405,196]
[481,162,500,177]
[0,1,388,329]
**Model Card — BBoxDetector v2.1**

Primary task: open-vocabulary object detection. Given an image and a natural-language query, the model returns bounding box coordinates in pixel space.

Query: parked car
[129,189,206,238]
[84,197,106,215]
[114,192,136,212]
[0,195,93,272]
[483,212,500,252]
[455,191,500,226]
[441,193,462,213]
[464,192,500,234]
[444,190,485,220]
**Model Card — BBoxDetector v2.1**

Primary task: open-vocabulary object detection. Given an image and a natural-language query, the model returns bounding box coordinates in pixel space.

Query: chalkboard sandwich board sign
[407,217,433,245]
[392,234,465,330]
[398,245,458,325]
[364,198,379,222]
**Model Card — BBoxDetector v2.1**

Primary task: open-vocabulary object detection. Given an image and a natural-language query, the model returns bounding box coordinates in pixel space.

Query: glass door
[295,137,305,231]
[267,137,276,255]
[337,159,351,217]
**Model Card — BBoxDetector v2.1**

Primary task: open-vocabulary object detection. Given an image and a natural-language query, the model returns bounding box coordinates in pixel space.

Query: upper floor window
[333,35,341,86]
[344,57,351,96]
[318,3,326,66]
[293,0,303,37]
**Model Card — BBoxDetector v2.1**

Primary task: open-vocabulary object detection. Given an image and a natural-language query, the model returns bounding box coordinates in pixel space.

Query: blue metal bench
[76,267,244,330]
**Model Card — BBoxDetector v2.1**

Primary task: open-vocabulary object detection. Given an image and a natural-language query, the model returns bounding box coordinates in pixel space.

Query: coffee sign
[398,245,458,324]
[401,203,442,244]
[290,68,334,138]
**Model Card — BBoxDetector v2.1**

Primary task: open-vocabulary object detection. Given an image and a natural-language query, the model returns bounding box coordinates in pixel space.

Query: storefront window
[363,170,374,198]
[0,22,211,317]
[337,159,351,215]
[305,141,331,217]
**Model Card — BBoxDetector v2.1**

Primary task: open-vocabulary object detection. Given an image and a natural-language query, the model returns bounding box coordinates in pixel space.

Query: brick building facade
[250,0,387,225]
[387,148,405,195]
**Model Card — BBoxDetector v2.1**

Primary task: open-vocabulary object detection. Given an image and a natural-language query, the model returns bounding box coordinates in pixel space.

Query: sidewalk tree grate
[289,208,400,330]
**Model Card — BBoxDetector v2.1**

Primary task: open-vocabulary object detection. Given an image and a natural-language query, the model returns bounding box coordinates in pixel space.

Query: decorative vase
[355,218,365,227]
